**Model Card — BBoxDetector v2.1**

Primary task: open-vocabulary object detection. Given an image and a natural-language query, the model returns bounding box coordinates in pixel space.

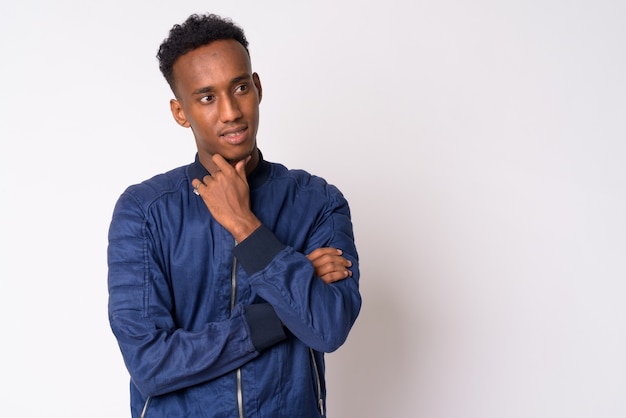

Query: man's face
[170,39,262,172]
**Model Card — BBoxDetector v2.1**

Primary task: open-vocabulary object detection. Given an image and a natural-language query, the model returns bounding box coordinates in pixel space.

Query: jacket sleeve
[107,191,286,397]
[233,184,362,353]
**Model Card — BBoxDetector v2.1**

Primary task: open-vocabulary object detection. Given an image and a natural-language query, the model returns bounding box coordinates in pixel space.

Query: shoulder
[266,161,346,203]
[267,161,329,189]
[115,164,190,212]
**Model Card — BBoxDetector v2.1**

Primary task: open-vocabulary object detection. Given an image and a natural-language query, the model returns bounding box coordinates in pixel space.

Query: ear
[253,72,263,103]
[170,98,190,127]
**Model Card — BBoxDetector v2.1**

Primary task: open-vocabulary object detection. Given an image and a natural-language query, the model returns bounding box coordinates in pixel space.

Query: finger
[234,155,252,179]
[211,154,237,175]
[316,260,353,277]
[311,253,352,269]
[307,247,341,262]
[319,270,350,284]
[192,179,205,195]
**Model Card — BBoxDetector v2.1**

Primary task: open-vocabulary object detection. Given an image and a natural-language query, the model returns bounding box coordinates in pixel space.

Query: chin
[225,147,255,165]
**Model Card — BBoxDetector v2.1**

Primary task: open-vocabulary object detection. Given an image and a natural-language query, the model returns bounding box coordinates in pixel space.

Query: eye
[235,84,249,94]
[200,95,215,103]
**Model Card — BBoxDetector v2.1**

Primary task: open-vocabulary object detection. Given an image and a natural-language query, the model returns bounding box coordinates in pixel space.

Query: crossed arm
[108,153,357,396]
[193,153,353,284]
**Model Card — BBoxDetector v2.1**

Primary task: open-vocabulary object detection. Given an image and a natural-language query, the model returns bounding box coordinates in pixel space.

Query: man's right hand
[192,154,261,243]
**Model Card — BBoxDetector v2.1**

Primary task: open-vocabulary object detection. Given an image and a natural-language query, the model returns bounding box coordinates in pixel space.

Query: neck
[200,148,260,176]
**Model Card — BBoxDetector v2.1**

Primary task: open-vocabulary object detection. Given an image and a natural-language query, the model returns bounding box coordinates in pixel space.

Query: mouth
[219,126,248,145]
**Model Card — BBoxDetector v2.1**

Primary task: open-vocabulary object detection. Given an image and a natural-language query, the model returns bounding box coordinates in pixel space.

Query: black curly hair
[157,13,249,92]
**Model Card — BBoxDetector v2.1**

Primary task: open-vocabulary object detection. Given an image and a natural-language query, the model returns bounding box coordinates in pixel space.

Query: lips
[219,125,248,145]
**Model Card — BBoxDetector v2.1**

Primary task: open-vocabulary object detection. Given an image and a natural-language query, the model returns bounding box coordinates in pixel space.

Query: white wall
[1,1,625,417]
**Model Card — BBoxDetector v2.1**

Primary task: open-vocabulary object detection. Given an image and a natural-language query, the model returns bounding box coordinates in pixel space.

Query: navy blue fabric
[243,303,287,351]
[107,152,361,417]
[233,224,287,275]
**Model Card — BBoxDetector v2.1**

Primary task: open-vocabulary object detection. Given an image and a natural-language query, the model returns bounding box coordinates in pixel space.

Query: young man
[108,13,361,417]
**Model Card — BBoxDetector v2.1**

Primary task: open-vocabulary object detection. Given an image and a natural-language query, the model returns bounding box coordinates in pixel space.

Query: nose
[218,95,242,123]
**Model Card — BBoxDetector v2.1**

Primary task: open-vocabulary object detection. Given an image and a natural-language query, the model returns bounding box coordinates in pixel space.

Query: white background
[1,1,625,417]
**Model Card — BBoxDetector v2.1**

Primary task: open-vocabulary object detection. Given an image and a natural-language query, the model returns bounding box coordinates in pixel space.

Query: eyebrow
[192,74,251,95]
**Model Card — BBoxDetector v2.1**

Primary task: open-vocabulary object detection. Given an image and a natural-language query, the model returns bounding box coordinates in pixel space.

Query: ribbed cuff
[244,303,287,352]
[233,224,286,275]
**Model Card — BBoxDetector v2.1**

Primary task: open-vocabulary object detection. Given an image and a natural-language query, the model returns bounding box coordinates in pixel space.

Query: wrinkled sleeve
[233,184,361,353]
[107,191,286,397]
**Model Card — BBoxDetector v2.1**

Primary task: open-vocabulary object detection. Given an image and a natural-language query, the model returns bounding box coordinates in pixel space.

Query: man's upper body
[108,13,361,417]
[108,152,360,417]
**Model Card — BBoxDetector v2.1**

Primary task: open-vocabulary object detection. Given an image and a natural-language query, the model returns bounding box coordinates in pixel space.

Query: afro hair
[157,13,249,92]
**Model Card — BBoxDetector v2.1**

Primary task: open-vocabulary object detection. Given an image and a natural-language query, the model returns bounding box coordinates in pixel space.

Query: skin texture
[170,40,261,175]
[307,248,353,283]
[170,39,351,284]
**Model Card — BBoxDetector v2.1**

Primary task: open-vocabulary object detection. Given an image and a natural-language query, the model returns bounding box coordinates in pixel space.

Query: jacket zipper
[310,348,325,416]
[138,249,245,418]
[231,251,244,418]
[139,396,151,418]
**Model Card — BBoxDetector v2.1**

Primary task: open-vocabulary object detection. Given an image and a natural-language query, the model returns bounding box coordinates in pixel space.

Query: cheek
[244,101,260,120]
[189,109,217,130]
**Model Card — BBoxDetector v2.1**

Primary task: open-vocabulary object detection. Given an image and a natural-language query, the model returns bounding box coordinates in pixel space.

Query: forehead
[172,39,252,94]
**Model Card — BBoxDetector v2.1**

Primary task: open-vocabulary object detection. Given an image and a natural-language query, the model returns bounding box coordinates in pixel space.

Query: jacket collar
[188,150,271,190]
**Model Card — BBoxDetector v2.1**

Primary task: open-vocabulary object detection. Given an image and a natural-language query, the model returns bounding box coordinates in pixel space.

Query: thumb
[235,155,252,180]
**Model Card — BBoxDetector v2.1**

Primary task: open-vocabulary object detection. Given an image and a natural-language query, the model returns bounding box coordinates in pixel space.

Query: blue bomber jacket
[107,153,361,417]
